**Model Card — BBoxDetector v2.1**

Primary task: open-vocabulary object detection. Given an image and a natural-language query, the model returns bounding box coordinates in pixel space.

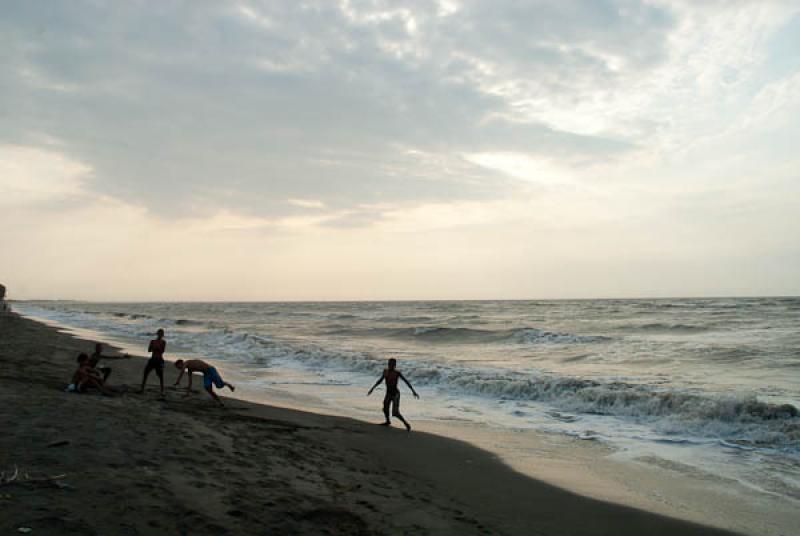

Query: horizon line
[9,293,800,304]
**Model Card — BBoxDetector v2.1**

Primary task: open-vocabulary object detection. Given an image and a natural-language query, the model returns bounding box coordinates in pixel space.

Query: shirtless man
[173,359,235,406]
[139,329,166,397]
[89,342,130,381]
[89,343,113,381]
[71,353,113,395]
[367,358,419,431]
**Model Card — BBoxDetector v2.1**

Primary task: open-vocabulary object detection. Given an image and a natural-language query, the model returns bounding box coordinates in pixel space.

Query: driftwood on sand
[0,466,67,488]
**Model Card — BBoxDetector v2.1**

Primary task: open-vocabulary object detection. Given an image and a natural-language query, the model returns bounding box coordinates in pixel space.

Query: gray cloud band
[1,0,671,218]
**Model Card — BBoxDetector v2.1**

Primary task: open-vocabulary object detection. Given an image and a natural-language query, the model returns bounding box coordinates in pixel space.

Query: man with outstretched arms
[367,358,420,431]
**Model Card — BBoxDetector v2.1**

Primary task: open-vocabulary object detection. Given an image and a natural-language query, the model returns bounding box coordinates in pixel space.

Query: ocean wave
[263,345,800,449]
[325,325,608,345]
[442,375,798,447]
[16,302,799,450]
[374,315,435,323]
[623,323,710,333]
[245,334,800,447]
[174,318,205,326]
[101,311,154,321]
[512,328,609,344]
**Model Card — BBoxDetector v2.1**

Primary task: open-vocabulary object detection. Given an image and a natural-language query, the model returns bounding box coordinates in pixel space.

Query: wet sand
[0,312,740,535]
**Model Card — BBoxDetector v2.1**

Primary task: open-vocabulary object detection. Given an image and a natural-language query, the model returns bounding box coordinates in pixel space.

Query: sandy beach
[0,312,743,535]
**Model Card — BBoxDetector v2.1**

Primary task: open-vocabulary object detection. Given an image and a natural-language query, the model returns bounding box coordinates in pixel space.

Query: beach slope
[0,313,737,535]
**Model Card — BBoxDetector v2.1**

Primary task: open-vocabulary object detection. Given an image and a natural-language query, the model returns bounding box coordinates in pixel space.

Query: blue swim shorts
[203,366,225,389]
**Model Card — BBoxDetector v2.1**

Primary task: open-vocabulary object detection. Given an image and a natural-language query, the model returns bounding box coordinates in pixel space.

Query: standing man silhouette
[139,328,166,397]
[367,358,419,431]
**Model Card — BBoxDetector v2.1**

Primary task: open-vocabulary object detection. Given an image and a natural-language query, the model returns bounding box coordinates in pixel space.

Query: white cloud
[0,145,91,204]
[464,152,575,186]
[287,199,326,209]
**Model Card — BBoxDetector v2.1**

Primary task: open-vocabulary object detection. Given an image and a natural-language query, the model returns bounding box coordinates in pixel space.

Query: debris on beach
[1,466,68,488]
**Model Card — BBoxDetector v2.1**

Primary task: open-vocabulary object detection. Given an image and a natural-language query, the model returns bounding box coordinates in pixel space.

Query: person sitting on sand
[69,353,113,396]
[139,329,166,397]
[367,358,419,431]
[173,359,235,407]
[89,342,130,381]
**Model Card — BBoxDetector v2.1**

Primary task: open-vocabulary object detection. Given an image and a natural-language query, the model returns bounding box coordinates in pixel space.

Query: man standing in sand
[139,329,166,397]
[173,359,235,407]
[367,358,419,431]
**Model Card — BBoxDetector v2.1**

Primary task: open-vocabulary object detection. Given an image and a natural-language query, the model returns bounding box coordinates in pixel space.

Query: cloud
[287,199,325,209]
[0,0,670,220]
[0,145,90,204]
[2,1,800,299]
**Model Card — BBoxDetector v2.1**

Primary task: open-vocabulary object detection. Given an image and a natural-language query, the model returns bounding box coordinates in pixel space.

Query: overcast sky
[2,0,799,300]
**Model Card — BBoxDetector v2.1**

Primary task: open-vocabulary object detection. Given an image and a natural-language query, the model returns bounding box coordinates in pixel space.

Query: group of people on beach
[139,328,236,406]
[69,328,421,428]
[68,329,235,407]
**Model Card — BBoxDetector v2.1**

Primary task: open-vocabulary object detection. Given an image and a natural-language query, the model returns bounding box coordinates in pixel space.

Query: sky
[1,0,799,301]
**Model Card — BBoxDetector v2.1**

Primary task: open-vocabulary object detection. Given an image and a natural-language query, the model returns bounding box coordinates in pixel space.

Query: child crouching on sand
[367,358,419,431]
[173,359,235,407]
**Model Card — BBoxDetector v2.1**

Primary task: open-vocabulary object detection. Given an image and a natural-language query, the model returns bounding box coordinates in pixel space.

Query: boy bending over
[174,359,235,406]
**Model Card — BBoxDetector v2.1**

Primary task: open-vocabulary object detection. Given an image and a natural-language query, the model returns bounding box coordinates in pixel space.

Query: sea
[14,298,800,503]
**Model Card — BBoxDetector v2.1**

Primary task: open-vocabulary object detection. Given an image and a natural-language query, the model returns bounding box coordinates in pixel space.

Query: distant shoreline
[10,294,800,304]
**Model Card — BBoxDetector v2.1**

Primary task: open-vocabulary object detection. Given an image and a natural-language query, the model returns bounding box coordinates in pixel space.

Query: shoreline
[1,312,744,534]
[20,308,799,536]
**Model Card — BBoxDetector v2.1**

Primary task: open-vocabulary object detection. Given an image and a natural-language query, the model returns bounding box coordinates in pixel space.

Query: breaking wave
[282,346,800,449]
[622,323,710,333]
[326,325,608,345]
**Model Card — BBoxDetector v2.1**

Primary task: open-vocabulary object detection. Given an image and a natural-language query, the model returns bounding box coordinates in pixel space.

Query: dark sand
[0,313,739,535]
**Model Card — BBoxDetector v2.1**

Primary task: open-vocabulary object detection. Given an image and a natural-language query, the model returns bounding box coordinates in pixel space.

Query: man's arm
[174,367,185,387]
[367,373,384,395]
[183,371,193,396]
[148,340,154,353]
[101,353,130,360]
[399,373,420,399]
[87,367,104,381]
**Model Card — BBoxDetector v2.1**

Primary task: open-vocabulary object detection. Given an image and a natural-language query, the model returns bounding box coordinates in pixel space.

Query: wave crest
[328,325,608,345]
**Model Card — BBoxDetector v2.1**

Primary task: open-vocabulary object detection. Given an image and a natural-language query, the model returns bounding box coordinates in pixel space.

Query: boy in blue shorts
[173,359,235,406]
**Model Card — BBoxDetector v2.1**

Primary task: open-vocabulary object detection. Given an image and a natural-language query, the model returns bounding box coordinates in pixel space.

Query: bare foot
[379,421,391,426]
